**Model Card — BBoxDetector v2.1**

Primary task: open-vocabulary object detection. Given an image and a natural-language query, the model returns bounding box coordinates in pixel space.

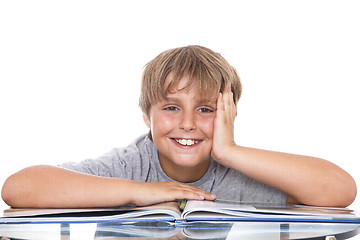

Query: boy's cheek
[159,115,178,126]
[200,118,216,136]
[151,114,179,132]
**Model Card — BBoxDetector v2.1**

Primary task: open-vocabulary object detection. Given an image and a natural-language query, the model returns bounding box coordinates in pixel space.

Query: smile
[173,138,201,146]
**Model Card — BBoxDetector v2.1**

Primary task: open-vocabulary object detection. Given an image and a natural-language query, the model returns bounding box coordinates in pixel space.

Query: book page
[3,201,180,218]
[181,200,360,222]
[1,201,182,224]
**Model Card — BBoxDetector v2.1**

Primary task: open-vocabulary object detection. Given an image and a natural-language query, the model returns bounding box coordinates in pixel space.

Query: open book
[1,200,360,224]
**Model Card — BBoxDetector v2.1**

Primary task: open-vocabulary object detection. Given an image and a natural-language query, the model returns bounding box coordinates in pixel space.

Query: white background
[0,1,359,211]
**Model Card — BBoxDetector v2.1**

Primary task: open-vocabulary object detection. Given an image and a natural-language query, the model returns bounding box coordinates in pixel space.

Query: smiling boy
[1,45,356,208]
[145,74,218,183]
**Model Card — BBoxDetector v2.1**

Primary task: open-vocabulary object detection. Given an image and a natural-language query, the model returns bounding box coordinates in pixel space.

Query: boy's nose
[179,112,196,131]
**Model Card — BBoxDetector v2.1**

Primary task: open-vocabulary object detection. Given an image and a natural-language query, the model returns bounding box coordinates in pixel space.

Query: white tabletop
[1,221,360,240]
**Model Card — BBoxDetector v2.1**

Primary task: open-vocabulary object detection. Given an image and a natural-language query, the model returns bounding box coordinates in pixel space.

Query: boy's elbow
[321,167,357,207]
[341,177,357,207]
[1,175,20,207]
[323,175,357,208]
[298,174,357,208]
[1,166,45,207]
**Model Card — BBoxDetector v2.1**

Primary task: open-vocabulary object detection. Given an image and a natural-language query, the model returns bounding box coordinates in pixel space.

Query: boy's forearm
[1,165,136,208]
[1,165,216,208]
[221,145,356,207]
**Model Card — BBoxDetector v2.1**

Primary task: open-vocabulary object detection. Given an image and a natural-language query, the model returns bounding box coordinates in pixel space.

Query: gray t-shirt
[60,134,287,204]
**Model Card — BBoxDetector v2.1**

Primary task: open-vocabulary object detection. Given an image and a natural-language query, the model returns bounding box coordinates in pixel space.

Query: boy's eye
[164,106,179,111]
[198,107,213,113]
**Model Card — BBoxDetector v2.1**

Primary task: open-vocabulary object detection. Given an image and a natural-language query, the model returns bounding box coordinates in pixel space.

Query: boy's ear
[142,113,151,129]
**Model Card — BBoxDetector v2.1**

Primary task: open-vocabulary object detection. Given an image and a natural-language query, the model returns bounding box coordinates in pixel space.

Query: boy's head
[139,45,242,119]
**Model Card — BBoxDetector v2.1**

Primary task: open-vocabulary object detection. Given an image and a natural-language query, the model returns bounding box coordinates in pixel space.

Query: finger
[201,191,217,200]
[185,186,216,200]
[221,93,234,123]
[223,87,236,120]
[167,186,204,201]
[181,191,216,201]
[222,83,232,109]
[223,89,231,113]
[177,184,216,201]
[217,92,224,107]
[228,91,236,119]
[226,82,232,93]
[216,92,225,117]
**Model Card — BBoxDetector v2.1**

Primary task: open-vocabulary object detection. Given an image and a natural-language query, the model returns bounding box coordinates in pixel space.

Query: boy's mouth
[172,138,201,146]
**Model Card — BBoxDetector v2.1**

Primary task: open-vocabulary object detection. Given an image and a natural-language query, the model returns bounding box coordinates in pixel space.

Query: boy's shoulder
[120,133,157,158]
[60,134,157,177]
[129,133,153,150]
[96,133,157,163]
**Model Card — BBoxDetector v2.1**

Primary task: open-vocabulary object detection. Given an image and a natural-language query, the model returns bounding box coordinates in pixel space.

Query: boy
[1,45,356,208]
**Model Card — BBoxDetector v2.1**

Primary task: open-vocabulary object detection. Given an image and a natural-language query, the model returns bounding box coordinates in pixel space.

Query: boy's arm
[211,87,357,207]
[1,165,215,208]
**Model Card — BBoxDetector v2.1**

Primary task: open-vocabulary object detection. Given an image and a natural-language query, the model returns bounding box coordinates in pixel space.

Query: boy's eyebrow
[163,96,180,102]
[164,96,217,105]
[197,98,217,105]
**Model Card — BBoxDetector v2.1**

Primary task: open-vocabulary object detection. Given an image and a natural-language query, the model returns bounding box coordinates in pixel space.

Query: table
[1,221,360,239]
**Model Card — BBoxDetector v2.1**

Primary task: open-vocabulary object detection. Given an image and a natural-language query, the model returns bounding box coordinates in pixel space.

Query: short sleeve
[59,134,154,181]
[59,148,129,178]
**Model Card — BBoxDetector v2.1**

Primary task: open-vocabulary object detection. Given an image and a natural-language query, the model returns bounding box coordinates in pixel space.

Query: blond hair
[139,45,242,118]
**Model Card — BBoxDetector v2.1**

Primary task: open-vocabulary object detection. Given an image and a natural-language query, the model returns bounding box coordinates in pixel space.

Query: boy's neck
[159,158,211,183]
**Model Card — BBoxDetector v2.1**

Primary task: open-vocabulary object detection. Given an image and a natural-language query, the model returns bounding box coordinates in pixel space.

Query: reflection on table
[1,221,360,240]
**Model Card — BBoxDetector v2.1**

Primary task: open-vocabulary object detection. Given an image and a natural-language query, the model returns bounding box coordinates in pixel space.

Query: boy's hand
[211,84,237,166]
[130,182,216,206]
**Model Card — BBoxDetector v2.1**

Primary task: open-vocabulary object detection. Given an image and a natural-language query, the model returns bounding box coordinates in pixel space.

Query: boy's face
[144,74,217,182]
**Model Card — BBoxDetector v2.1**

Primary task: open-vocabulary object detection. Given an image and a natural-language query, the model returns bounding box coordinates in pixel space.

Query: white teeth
[175,139,198,146]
